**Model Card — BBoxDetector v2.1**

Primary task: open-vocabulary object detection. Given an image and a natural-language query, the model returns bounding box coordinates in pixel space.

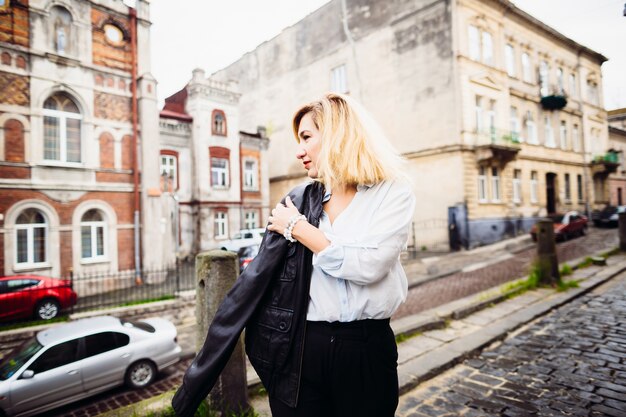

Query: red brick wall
[91,8,132,72]
[95,92,131,122]
[99,132,114,168]
[4,119,25,162]
[0,0,29,47]
[121,135,132,170]
[0,71,29,106]
[0,165,30,179]
[95,172,133,183]
[117,228,134,270]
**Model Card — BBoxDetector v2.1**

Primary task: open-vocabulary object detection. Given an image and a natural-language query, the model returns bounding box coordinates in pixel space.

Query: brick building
[158,69,270,255]
[213,0,611,249]
[0,0,161,277]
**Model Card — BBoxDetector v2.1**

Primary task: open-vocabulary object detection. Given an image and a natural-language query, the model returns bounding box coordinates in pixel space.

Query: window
[576,174,582,202]
[81,209,106,261]
[330,64,348,94]
[214,211,228,239]
[0,0,9,11]
[104,24,124,45]
[475,96,483,133]
[212,110,227,136]
[43,93,82,163]
[160,154,177,192]
[587,80,599,106]
[0,279,40,294]
[243,159,258,191]
[513,169,522,204]
[482,31,493,65]
[51,6,72,55]
[559,121,568,149]
[539,60,549,96]
[15,209,47,267]
[491,167,500,202]
[521,52,532,83]
[477,167,487,203]
[510,107,520,141]
[244,211,258,230]
[572,124,580,152]
[569,73,577,98]
[29,339,80,374]
[84,332,129,358]
[526,111,537,144]
[544,116,555,148]
[468,25,480,61]
[556,68,564,94]
[487,100,496,140]
[530,171,538,203]
[505,44,516,77]
[564,173,571,202]
[211,158,229,188]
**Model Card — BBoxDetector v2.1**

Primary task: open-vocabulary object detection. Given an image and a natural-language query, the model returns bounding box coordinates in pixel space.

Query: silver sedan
[0,315,181,417]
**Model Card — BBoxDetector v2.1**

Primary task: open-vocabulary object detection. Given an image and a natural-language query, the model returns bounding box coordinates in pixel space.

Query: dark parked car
[591,205,626,227]
[0,276,77,322]
[237,244,260,272]
[530,211,588,242]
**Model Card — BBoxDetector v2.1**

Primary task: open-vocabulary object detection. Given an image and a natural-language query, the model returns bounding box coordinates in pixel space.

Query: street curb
[396,254,626,395]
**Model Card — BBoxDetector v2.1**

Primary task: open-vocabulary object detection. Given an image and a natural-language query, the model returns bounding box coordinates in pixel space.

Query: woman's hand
[267,196,302,236]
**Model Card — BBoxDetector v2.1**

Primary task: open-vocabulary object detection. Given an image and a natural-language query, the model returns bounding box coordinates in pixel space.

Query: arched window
[15,209,47,266]
[212,110,227,136]
[43,92,82,163]
[50,6,72,55]
[81,209,106,261]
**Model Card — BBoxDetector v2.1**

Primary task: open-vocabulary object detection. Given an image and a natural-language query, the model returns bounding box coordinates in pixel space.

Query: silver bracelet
[283,214,307,242]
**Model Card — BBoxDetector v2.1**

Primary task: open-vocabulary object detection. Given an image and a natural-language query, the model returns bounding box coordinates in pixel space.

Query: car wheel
[35,298,60,320]
[126,360,157,389]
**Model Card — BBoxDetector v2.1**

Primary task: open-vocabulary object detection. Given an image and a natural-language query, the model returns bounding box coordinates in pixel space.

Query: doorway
[546,173,557,214]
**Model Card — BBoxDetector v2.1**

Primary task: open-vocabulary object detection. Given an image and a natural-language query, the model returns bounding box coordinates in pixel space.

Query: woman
[172,93,415,417]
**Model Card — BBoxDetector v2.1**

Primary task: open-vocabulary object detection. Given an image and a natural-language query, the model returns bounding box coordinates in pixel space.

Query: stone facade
[158,69,270,256]
[0,0,162,279]
[213,0,610,249]
[607,108,626,206]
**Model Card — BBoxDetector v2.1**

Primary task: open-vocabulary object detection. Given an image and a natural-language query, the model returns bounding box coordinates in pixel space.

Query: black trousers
[269,319,399,417]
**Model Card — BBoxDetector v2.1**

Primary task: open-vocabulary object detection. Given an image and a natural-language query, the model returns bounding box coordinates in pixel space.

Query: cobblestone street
[394,227,618,319]
[397,269,626,417]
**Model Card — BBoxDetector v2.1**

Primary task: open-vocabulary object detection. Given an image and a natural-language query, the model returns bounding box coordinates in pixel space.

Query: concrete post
[620,212,626,252]
[196,250,248,414]
[535,219,561,286]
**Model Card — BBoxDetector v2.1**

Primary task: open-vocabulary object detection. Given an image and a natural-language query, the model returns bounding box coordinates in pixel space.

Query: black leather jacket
[172,181,325,417]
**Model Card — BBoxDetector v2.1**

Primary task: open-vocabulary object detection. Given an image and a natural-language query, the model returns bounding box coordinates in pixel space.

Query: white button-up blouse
[307,180,416,322]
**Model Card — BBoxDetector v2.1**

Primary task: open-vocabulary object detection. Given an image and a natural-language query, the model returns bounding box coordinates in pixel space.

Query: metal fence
[0,261,196,329]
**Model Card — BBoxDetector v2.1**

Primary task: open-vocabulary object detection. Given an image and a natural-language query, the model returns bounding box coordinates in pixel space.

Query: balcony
[540,85,567,110]
[474,128,521,165]
[591,151,620,176]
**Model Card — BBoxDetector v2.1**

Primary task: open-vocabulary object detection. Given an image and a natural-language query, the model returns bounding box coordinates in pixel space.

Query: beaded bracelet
[283,214,307,242]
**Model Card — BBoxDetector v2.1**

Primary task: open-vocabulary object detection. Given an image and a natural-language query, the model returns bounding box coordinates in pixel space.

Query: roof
[161,86,192,122]
[37,316,122,346]
[160,109,193,122]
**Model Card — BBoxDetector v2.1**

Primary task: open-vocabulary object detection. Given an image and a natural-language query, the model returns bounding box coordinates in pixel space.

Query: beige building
[213,0,609,249]
[608,108,626,206]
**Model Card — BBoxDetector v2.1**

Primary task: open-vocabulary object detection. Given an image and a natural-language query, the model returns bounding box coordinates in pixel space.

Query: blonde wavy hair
[292,93,407,190]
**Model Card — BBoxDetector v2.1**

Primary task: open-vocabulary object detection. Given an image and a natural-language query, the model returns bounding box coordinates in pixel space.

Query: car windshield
[0,337,43,380]
[548,214,564,224]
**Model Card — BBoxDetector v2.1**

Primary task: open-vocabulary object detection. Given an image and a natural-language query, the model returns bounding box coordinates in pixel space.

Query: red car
[0,275,77,322]
[530,211,588,242]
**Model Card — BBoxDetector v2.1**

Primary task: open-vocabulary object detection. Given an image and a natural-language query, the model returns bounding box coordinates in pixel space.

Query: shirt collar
[323,183,373,202]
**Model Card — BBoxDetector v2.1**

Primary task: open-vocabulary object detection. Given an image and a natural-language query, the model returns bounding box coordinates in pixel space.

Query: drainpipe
[130,7,142,283]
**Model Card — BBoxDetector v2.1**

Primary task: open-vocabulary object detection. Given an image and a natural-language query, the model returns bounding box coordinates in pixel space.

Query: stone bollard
[617,212,626,251]
[196,250,248,415]
[535,219,561,286]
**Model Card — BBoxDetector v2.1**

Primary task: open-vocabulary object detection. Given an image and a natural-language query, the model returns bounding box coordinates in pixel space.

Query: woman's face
[296,112,322,179]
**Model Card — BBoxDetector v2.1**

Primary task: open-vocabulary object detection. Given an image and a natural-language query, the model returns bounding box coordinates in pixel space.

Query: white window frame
[244,211,258,230]
[513,169,522,204]
[487,100,496,141]
[530,171,538,203]
[491,167,500,202]
[556,67,564,94]
[544,116,555,148]
[211,157,229,188]
[539,60,550,97]
[243,159,258,191]
[587,80,599,106]
[475,96,483,133]
[559,121,568,150]
[572,124,581,152]
[526,111,538,144]
[80,216,107,263]
[468,25,480,61]
[43,107,82,164]
[481,31,493,65]
[521,52,532,83]
[15,220,48,268]
[330,64,348,94]
[564,173,571,202]
[569,73,577,98]
[478,167,487,203]
[214,212,228,239]
[160,154,177,191]
[510,106,521,142]
[505,44,516,77]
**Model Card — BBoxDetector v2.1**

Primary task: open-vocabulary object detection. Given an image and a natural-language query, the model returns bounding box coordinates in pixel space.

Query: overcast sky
[150,0,626,110]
